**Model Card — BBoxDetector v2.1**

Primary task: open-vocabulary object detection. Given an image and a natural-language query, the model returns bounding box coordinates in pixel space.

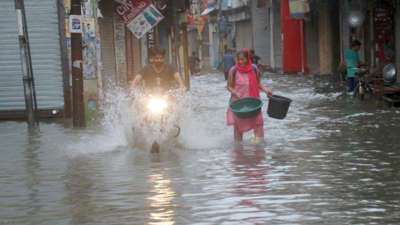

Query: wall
[318,3,333,74]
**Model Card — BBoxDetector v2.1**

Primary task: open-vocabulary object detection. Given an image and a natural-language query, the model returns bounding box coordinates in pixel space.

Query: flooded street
[1,73,400,224]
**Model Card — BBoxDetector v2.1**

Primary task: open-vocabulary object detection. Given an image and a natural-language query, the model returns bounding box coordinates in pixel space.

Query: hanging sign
[219,21,233,33]
[114,0,164,39]
[146,28,156,64]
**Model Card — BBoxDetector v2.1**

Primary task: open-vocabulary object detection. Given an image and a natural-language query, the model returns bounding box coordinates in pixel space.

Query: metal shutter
[125,27,141,82]
[0,0,64,111]
[98,0,117,92]
[251,0,270,66]
[235,20,253,52]
[273,1,282,70]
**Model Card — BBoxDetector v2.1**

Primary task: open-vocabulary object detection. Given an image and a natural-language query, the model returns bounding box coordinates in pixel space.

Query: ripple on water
[1,73,400,224]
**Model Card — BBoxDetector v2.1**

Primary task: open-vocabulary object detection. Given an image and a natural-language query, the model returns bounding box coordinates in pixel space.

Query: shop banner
[219,21,233,33]
[114,0,164,39]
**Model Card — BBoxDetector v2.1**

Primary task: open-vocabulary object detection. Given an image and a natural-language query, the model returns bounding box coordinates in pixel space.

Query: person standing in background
[217,49,236,80]
[344,40,365,93]
[188,51,201,76]
[250,49,264,67]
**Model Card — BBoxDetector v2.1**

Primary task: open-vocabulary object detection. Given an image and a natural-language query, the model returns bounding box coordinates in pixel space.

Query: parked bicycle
[348,67,373,101]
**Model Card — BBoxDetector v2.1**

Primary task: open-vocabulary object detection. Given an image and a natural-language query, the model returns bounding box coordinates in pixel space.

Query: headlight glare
[147,99,167,112]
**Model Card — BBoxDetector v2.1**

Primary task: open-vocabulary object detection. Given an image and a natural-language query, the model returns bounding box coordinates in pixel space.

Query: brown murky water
[1,73,400,224]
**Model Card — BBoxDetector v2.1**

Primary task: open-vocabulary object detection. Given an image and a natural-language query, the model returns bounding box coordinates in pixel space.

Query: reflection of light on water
[147,174,177,225]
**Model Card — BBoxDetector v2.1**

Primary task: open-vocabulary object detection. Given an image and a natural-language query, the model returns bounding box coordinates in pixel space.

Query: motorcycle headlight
[147,98,167,113]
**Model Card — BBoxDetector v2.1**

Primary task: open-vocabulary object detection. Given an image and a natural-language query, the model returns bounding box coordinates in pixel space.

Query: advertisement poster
[114,0,164,39]
[69,15,82,33]
[83,18,97,79]
[209,44,214,68]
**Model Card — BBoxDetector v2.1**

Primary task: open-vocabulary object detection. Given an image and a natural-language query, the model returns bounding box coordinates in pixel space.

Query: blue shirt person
[217,49,236,80]
[345,40,365,92]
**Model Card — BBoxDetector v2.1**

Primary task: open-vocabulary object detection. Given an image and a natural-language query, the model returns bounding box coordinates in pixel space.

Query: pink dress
[227,66,264,133]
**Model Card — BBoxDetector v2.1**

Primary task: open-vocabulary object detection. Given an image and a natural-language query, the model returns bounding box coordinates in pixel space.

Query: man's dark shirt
[137,64,179,90]
[189,56,201,68]
[251,55,261,65]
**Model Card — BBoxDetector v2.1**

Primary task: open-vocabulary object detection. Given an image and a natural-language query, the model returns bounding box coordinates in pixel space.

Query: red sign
[114,0,163,39]
[114,0,150,24]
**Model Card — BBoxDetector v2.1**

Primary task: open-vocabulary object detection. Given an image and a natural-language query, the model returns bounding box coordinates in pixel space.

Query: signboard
[219,21,233,33]
[114,0,164,39]
[141,36,147,67]
[146,28,156,64]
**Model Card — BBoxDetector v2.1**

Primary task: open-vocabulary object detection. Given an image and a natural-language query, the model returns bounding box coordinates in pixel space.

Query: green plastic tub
[229,97,263,119]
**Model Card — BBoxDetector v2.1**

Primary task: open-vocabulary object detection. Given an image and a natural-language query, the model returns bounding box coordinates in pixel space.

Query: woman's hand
[263,88,273,97]
[236,92,242,100]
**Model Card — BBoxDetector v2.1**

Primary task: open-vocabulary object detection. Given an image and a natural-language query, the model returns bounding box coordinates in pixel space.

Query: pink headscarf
[236,48,260,98]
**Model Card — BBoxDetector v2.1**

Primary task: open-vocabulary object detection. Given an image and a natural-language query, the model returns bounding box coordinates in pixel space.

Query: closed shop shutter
[235,20,253,52]
[251,1,270,66]
[0,0,64,111]
[98,0,117,92]
[340,0,350,57]
[125,28,141,82]
[273,2,282,70]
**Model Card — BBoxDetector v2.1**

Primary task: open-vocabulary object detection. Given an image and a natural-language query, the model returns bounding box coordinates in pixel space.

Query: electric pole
[71,0,86,127]
[14,0,37,125]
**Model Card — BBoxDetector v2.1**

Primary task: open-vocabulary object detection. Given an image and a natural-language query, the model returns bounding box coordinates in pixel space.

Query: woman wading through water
[226,48,274,143]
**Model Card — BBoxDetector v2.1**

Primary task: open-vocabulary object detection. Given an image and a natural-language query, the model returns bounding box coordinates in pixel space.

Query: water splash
[62,73,343,156]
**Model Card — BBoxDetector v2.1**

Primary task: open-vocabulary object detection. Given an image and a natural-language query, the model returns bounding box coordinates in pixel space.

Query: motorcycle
[138,86,181,154]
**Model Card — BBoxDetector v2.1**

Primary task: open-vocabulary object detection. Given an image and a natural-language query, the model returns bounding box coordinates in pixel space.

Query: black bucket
[267,95,293,119]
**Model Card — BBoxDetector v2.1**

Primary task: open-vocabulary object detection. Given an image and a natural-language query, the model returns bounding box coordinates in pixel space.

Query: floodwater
[1,73,400,224]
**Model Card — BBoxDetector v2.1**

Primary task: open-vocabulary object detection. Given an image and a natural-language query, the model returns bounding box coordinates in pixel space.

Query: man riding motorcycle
[130,45,185,92]
[130,46,184,154]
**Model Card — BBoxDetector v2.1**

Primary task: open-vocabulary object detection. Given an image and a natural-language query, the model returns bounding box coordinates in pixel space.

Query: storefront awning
[201,7,216,16]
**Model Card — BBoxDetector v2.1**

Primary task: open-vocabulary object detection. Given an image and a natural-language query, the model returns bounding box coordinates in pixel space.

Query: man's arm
[260,57,264,65]
[196,57,201,62]
[217,56,225,69]
[130,74,143,91]
[173,72,185,91]
[355,52,360,67]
